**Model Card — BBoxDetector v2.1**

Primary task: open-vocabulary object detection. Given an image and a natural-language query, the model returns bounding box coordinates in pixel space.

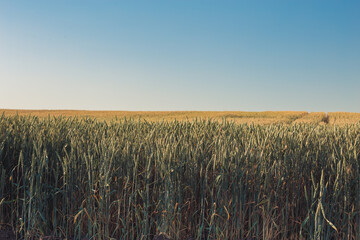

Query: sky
[1,1,359,112]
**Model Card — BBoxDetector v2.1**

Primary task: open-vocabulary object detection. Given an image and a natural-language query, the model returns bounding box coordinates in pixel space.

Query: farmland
[2,109,360,125]
[0,112,360,239]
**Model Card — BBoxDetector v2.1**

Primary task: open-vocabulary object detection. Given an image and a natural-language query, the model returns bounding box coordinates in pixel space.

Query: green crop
[0,115,359,239]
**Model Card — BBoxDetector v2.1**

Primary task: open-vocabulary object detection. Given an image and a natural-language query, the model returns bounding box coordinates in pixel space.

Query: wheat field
[1,109,360,125]
[0,113,360,239]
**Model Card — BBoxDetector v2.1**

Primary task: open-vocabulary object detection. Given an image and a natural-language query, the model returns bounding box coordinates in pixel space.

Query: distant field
[1,109,360,124]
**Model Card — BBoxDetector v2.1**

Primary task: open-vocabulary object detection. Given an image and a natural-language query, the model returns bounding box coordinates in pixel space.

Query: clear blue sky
[1,1,359,112]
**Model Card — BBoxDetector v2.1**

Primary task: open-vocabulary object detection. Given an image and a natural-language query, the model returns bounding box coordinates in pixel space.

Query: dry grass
[1,109,359,125]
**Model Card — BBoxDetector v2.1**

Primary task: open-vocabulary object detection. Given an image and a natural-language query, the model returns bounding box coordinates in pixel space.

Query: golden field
[1,109,360,124]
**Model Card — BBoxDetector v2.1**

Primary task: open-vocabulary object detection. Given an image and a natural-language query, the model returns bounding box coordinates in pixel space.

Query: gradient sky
[1,1,359,112]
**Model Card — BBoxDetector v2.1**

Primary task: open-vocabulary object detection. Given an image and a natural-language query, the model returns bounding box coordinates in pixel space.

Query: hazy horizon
[1,1,359,112]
